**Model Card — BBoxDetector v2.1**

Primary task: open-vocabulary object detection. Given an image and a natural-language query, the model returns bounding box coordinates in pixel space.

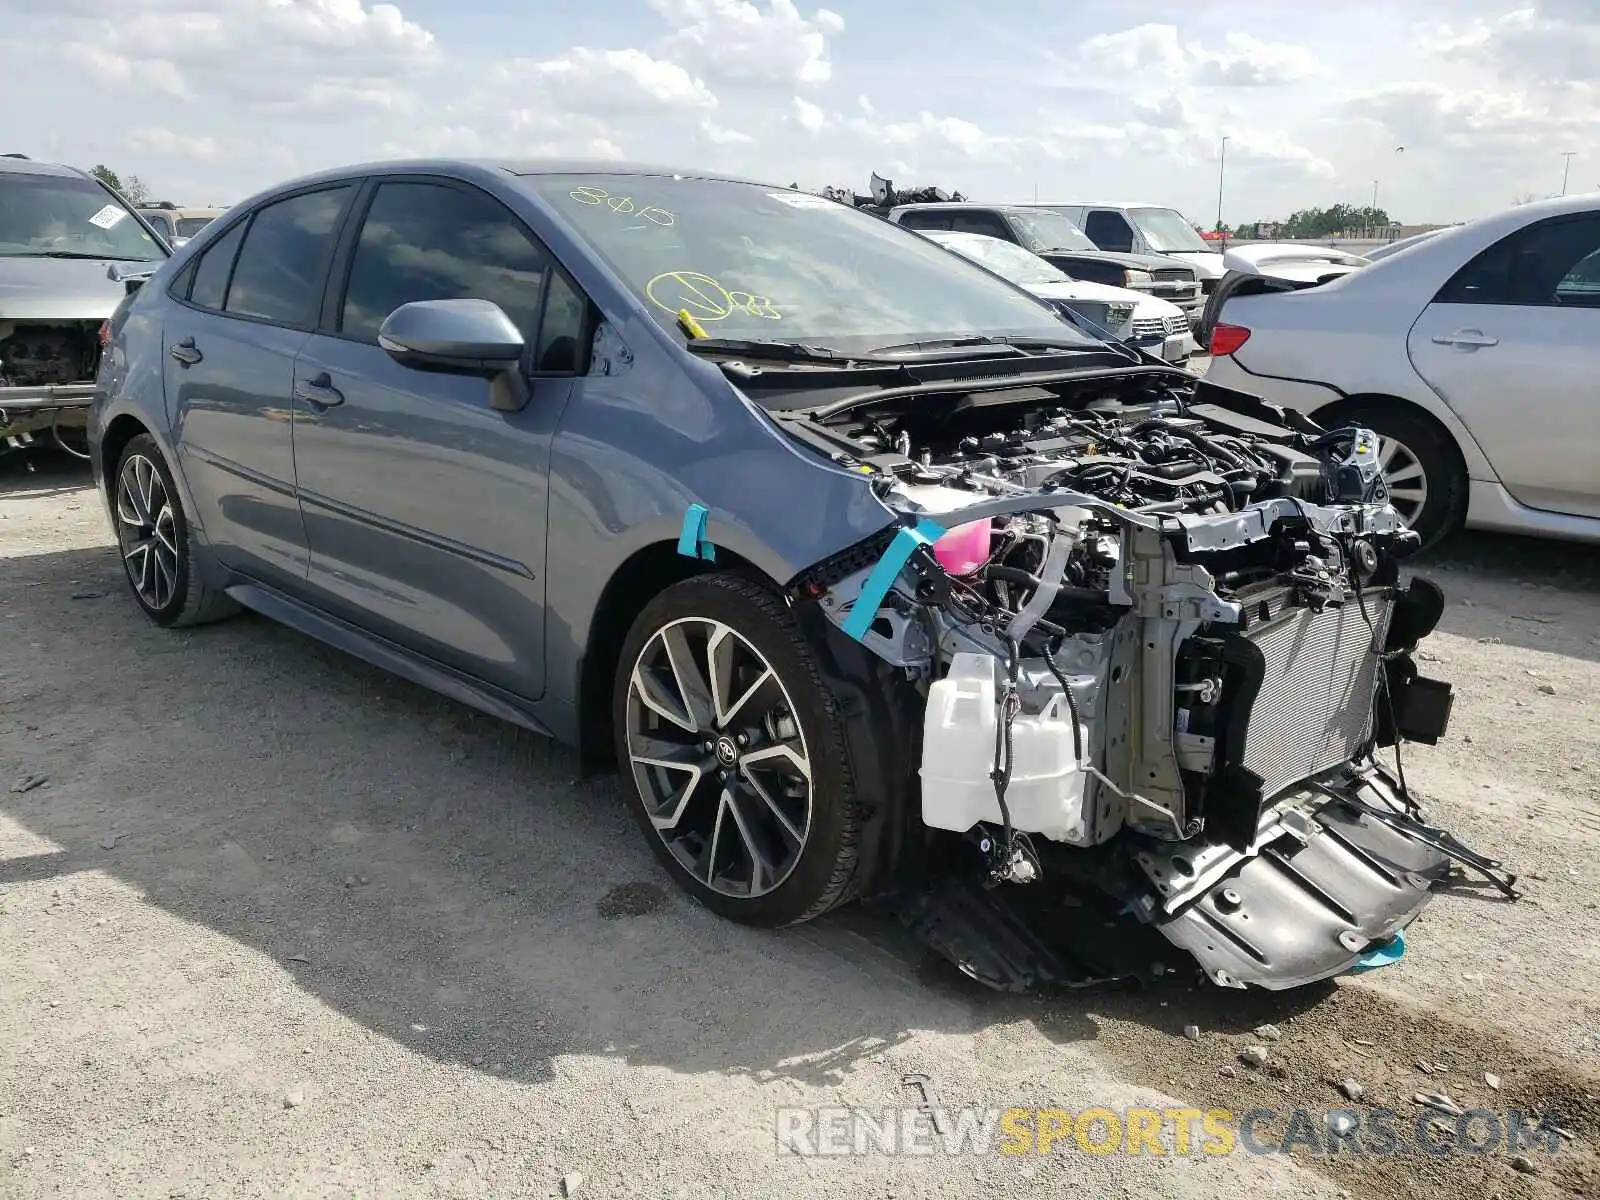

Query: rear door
[289,176,589,698]
[164,185,353,589]
[1407,211,1600,518]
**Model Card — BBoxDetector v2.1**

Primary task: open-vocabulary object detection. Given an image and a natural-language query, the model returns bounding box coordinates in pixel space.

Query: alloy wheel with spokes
[625,616,813,900]
[115,453,181,612]
[1375,433,1429,527]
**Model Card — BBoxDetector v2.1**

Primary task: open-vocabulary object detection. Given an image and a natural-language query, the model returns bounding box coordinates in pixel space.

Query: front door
[164,185,353,589]
[1407,211,1600,519]
[289,177,590,699]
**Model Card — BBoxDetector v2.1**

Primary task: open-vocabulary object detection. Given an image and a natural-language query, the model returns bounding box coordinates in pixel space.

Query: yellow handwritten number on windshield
[646,271,781,321]
[568,185,674,226]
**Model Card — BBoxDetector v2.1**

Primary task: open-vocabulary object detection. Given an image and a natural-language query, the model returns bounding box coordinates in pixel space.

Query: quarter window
[187,220,246,311]
[339,182,556,344]
[224,187,351,326]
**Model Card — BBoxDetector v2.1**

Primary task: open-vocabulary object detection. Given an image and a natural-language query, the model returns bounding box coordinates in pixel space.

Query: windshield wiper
[863,335,1100,359]
[682,336,849,364]
[0,250,158,261]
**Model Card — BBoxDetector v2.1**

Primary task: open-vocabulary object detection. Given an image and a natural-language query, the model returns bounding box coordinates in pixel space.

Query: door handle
[168,337,202,366]
[1432,328,1499,348]
[293,372,345,410]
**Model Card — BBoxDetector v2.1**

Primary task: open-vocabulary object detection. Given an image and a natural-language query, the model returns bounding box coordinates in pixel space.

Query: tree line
[1224,203,1396,240]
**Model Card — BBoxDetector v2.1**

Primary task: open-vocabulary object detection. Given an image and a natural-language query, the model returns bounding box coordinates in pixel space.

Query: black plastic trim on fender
[793,598,919,897]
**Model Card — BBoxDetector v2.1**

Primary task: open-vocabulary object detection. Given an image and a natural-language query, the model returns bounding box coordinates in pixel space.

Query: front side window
[340,181,553,343]
[0,173,166,261]
[1005,209,1099,254]
[1439,215,1600,307]
[225,187,351,326]
[1128,207,1211,253]
[525,174,1092,352]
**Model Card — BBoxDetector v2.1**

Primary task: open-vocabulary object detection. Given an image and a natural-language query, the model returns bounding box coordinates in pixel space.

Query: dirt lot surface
[3,449,1598,1200]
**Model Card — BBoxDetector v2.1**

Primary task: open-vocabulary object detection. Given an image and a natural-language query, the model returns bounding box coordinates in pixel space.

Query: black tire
[1318,401,1468,549]
[612,573,864,927]
[112,434,239,628]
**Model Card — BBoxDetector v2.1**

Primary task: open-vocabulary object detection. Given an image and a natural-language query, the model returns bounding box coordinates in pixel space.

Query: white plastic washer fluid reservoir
[919,652,1092,845]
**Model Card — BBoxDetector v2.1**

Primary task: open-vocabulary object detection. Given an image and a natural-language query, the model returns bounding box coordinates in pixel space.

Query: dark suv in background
[887,202,1203,325]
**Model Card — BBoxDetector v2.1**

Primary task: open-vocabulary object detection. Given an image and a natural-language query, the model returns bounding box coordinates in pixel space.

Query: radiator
[1237,594,1391,801]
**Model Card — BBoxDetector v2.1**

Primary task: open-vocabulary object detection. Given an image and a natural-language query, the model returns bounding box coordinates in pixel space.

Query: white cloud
[49,0,437,115]
[699,119,755,146]
[6,1,1598,224]
[868,113,992,157]
[1076,24,1325,87]
[792,97,827,132]
[650,0,843,87]
[502,47,717,114]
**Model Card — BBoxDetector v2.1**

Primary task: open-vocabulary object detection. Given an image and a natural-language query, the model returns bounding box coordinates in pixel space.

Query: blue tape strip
[841,519,946,642]
[676,503,715,562]
[1348,928,1406,974]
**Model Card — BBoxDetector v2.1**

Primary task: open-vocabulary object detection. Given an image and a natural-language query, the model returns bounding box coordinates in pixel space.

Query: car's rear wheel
[613,574,863,927]
[1318,403,1467,548]
[113,434,238,627]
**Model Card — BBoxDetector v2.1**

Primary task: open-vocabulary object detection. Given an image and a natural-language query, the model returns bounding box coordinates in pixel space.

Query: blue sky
[1,1,1594,225]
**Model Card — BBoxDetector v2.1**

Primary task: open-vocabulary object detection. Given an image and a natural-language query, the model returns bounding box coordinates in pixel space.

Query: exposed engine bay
[0,320,99,457]
[0,321,99,389]
[775,365,1519,992]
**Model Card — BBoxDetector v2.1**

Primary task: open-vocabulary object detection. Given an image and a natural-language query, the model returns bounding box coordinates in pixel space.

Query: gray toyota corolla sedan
[90,160,1515,992]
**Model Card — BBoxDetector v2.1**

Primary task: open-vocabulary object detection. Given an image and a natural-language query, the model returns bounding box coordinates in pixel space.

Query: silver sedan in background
[1204,194,1600,547]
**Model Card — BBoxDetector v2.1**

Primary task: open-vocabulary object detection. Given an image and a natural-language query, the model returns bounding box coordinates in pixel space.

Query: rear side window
[946,210,1013,241]
[1438,214,1600,307]
[339,181,555,343]
[187,220,246,311]
[224,187,351,326]
[895,210,950,232]
[1084,210,1134,249]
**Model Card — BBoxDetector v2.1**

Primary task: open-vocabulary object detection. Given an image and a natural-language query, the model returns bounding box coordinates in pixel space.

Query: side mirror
[378,299,526,376]
[108,261,159,296]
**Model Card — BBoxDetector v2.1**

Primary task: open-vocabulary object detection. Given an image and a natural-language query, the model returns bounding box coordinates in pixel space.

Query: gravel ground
[2,448,1598,1200]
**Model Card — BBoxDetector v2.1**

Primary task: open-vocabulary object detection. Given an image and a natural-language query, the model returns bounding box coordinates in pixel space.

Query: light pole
[1216,135,1230,249]
[1562,152,1576,195]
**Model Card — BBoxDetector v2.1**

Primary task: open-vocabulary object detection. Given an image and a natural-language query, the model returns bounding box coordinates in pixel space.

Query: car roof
[240,157,792,197]
[140,205,228,218]
[888,202,1051,214]
[0,155,94,181]
[1042,201,1173,210]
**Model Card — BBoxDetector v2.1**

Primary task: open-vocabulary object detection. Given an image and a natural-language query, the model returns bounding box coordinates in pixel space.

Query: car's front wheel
[112,434,238,627]
[613,574,865,927]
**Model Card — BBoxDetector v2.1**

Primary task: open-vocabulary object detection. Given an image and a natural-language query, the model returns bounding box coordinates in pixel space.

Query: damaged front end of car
[777,364,1518,992]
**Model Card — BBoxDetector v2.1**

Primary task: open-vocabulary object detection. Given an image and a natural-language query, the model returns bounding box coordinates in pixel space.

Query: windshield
[936,235,1072,287]
[526,174,1097,351]
[176,216,215,237]
[0,174,166,260]
[1128,207,1212,254]
[1003,209,1099,254]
